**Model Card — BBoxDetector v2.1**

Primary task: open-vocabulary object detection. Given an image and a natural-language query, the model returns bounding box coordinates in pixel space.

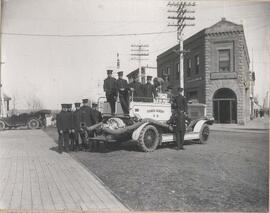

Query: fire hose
[86,118,173,136]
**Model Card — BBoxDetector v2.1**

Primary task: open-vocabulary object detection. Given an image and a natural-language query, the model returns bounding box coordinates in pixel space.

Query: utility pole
[131,44,149,83]
[168,1,196,90]
[0,0,2,116]
[116,52,120,71]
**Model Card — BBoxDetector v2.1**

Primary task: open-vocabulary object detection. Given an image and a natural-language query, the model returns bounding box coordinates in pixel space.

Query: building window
[219,49,230,72]
[162,66,170,80]
[176,63,179,80]
[187,91,198,101]
[195,55,199,74]
[187,59,191,77]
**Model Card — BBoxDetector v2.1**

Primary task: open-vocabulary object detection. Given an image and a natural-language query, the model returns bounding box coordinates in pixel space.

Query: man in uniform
[143,75,157,102]
[116,71,129,115]
[128,75,143,102]
[91,102,103,150]
[171,87,188,150]
[80,99,95,151]
[103,70,117,115]
[56,104,65,153]
[66,104,74,152]
[56,103,73,152]
[71,102,81,151]
[166,85,173,103]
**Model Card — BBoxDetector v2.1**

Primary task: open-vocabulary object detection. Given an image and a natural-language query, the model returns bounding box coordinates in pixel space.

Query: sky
[1,0,270,109]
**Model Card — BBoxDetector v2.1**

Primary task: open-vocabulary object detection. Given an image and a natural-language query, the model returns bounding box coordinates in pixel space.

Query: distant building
[127,66,157,84]
[157,18,253,124]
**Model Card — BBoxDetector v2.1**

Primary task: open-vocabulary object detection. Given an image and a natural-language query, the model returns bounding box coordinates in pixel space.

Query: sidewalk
[0,130,128,211]
[210,116,269,132]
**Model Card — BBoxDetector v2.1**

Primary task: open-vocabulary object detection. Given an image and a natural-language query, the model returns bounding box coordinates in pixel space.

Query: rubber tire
[137,125,159,152]
[199,124,210,144]
[28,119,40,129]
[0,120,5,131]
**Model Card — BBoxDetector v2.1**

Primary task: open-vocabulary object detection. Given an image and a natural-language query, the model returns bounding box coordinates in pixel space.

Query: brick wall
[204,24,250,124]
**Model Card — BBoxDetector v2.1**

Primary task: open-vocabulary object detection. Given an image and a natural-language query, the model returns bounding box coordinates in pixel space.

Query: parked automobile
[0,109,51,130]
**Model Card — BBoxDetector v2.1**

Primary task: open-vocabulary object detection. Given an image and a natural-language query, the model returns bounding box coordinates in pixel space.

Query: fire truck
[86,93,213,152]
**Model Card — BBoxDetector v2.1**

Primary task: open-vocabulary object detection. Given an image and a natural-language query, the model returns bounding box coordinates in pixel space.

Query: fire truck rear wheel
[199,124,209,143]
[28,119,40,129]
[138,125,159,152]
[0,120,5,131]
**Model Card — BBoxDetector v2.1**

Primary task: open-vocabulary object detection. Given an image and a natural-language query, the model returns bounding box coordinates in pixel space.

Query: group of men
[104,69,188,150]
[56,99,102,153]
[103,69,157,115]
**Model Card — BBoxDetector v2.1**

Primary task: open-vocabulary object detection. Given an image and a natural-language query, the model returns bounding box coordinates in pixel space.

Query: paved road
[69,129,269,211]
[0,130,128,211]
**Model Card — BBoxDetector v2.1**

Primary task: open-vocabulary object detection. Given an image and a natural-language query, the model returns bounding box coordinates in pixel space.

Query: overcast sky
[1,0,270,109]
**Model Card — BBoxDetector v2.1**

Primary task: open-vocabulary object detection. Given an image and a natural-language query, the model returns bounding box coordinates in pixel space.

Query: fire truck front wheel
[199,124,210,143]
[138,125,159,152]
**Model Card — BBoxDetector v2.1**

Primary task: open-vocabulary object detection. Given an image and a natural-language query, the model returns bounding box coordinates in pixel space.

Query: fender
[132,122,149,141]
[193,119,208,133]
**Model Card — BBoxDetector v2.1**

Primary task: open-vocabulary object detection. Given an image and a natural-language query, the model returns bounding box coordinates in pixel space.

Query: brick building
[157,18,254,124]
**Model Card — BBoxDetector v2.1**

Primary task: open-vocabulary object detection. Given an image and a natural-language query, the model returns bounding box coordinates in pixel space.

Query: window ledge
[210,72,237,80]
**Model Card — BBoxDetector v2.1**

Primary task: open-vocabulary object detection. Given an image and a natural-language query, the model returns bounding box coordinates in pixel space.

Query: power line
[1,30,176,38]
[131,43,149,83]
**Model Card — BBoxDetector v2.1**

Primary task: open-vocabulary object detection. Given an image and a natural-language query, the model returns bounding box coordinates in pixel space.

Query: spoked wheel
[28,119,40,129]
[0,120,5,131]
[138,125,159,152]
[199,124,210,144]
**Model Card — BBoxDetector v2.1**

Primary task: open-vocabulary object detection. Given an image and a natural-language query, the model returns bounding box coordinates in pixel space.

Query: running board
[161,132,200,143]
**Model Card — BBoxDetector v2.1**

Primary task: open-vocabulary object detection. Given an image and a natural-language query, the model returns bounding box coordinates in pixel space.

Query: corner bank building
[157,18,254,124]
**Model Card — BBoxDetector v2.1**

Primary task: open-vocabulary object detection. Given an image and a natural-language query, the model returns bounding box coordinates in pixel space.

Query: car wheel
[28,119,40,129]
[0,120,5,131]
[138,125,159,152]
[199,124,209,143]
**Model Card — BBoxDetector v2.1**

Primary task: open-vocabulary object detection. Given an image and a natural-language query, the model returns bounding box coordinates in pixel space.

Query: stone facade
[156,18,251,124]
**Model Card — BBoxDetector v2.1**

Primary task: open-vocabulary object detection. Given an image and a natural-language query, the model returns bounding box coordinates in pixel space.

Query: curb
[69,153,131,211]
[211,128,268,133]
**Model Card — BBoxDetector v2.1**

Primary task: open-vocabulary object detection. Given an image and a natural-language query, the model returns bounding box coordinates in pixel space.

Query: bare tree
[27,95,43,111]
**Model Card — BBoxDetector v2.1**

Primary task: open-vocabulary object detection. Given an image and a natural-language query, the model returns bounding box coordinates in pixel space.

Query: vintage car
[0,109,51,130]
[85,93,214,152]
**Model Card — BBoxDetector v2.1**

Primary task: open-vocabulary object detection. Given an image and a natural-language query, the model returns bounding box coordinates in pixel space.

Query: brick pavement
[0,130,128,211]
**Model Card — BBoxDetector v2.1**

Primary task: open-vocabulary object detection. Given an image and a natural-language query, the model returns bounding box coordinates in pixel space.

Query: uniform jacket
[128,81,143,98]
[172,94,187,114]
[171,94,188,131]
[116,78,128,90]
[72,109,81,130]
[56,111,73,131]
[103,77,117,94]
[80,105,95,127]
[143,83,157,99]
[92,109,102,124]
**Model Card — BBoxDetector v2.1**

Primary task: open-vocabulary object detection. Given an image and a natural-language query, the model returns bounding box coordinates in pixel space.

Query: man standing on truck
[128,75,143,102]
[143,75,157,102]
[171,87,188,150]
[116,71,129,115]
[103,69,117,115]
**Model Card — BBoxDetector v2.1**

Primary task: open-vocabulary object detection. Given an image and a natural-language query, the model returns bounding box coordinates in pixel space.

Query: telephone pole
[168,1,196,89]
[131,44,149,83]
[0,0,2,116]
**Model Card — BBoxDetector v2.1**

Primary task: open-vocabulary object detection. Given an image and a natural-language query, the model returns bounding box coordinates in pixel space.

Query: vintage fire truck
[86,93,214,152]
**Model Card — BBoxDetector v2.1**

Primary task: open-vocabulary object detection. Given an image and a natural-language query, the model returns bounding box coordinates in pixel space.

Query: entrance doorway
[213,88,237,123]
